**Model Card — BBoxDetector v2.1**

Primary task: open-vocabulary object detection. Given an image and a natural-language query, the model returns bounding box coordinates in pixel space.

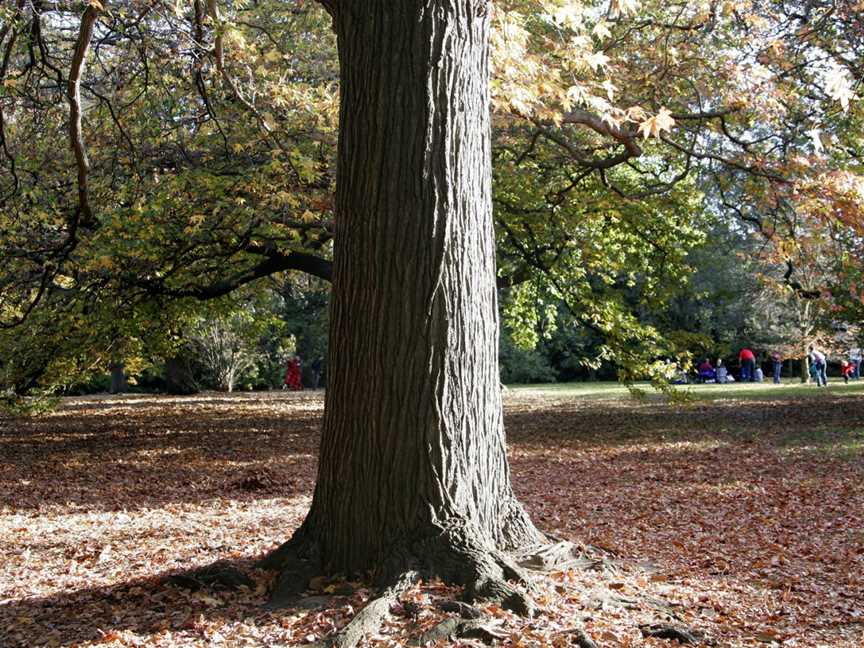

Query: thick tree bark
[109,360,128,394]
[278,0,542,581]
[164,355,198,395]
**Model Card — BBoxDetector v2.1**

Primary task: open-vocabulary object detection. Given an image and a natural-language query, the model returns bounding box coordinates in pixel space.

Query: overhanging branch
[559,109,643,159]
[149,249,333,301]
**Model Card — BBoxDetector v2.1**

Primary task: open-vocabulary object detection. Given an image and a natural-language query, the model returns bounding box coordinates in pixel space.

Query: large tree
[258,1,552,634]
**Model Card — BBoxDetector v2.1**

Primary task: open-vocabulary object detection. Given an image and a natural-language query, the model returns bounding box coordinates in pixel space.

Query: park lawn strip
[1,390,862,647]
[508,379,864,403]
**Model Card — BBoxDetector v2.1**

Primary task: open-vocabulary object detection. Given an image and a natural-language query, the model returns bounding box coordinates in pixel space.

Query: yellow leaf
[610,0,640,17]
[592,21,612,40]
[654,107,675,133]
[585,51,610,71]
[638,117,655,139]
[638,108,675,139]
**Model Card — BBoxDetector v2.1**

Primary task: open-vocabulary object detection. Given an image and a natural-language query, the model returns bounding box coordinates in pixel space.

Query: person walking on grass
[310,357,323,389]
[739,347,756,382]
[808,345,827,387]
[771,351,783,384]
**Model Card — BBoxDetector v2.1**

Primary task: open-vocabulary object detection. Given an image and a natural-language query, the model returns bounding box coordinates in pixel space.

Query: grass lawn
[508,378,864,402]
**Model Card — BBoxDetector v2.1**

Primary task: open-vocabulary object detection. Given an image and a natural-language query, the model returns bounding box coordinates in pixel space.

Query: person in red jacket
[739,347,756,382]
[283,357,303,391]
[841,360,854,384]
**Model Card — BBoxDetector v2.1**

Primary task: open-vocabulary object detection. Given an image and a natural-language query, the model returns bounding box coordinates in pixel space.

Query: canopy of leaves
[0,0,861,394]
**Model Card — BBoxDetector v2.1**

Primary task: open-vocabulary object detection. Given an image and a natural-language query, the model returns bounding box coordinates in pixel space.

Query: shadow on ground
[0,393,321,512]
[0,555,351,648]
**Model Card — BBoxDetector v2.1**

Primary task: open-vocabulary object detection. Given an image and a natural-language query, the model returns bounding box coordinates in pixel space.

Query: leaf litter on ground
[1,389,862,646]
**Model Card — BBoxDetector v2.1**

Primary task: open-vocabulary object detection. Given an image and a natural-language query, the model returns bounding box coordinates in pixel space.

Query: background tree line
[63,212,860,396]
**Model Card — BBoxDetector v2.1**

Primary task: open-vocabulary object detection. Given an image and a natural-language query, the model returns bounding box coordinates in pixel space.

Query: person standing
[850,347,861,380]
[771,351,783,384]
[808,345,827,387]
[716,359,728,384]
[310,357,322,389]
[739,347,756,382]
[284,356,303,391]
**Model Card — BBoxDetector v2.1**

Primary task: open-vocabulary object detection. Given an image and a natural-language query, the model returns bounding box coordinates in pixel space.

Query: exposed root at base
[640,623,700,644]
[310,571,420,648]
[564,627,599,648]
[411,617,509,645]
[258,530,712,647]
[410,522,538,617]
[264,522,544,647]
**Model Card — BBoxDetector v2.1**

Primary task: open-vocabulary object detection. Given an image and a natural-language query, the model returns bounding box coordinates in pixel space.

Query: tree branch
[559,109,643,159]
[783,259,821,300]
[67,0,103,229]
[147,249,333,301]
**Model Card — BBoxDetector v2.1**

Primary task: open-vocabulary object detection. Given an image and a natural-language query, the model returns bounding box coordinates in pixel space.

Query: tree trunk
[165,355,198,395]
[109,360,128,394]
[800,352,809,383]
[276,0,542,584]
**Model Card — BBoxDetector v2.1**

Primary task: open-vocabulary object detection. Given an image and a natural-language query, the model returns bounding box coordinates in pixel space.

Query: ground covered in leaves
[1,385,863,647]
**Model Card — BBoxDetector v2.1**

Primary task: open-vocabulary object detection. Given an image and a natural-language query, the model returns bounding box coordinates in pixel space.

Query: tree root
[411,521,538,616]
[310,571,420,648]
[262,520,547,645]
[437,599,482,619]
[411,617,509,645]
[165,563,255,591]
[563,628,598,648]
[257,532,322,609]
[516,541,593,571]
[640,623,700,644]
[515,540,621,577]
[465,573,535,617]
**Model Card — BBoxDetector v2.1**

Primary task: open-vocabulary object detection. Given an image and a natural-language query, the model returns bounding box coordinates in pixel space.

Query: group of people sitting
[697,358,737,384]
[694,348,761,384]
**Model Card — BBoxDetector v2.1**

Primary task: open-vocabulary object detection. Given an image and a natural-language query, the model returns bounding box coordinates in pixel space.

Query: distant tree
[189,312,263,392]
